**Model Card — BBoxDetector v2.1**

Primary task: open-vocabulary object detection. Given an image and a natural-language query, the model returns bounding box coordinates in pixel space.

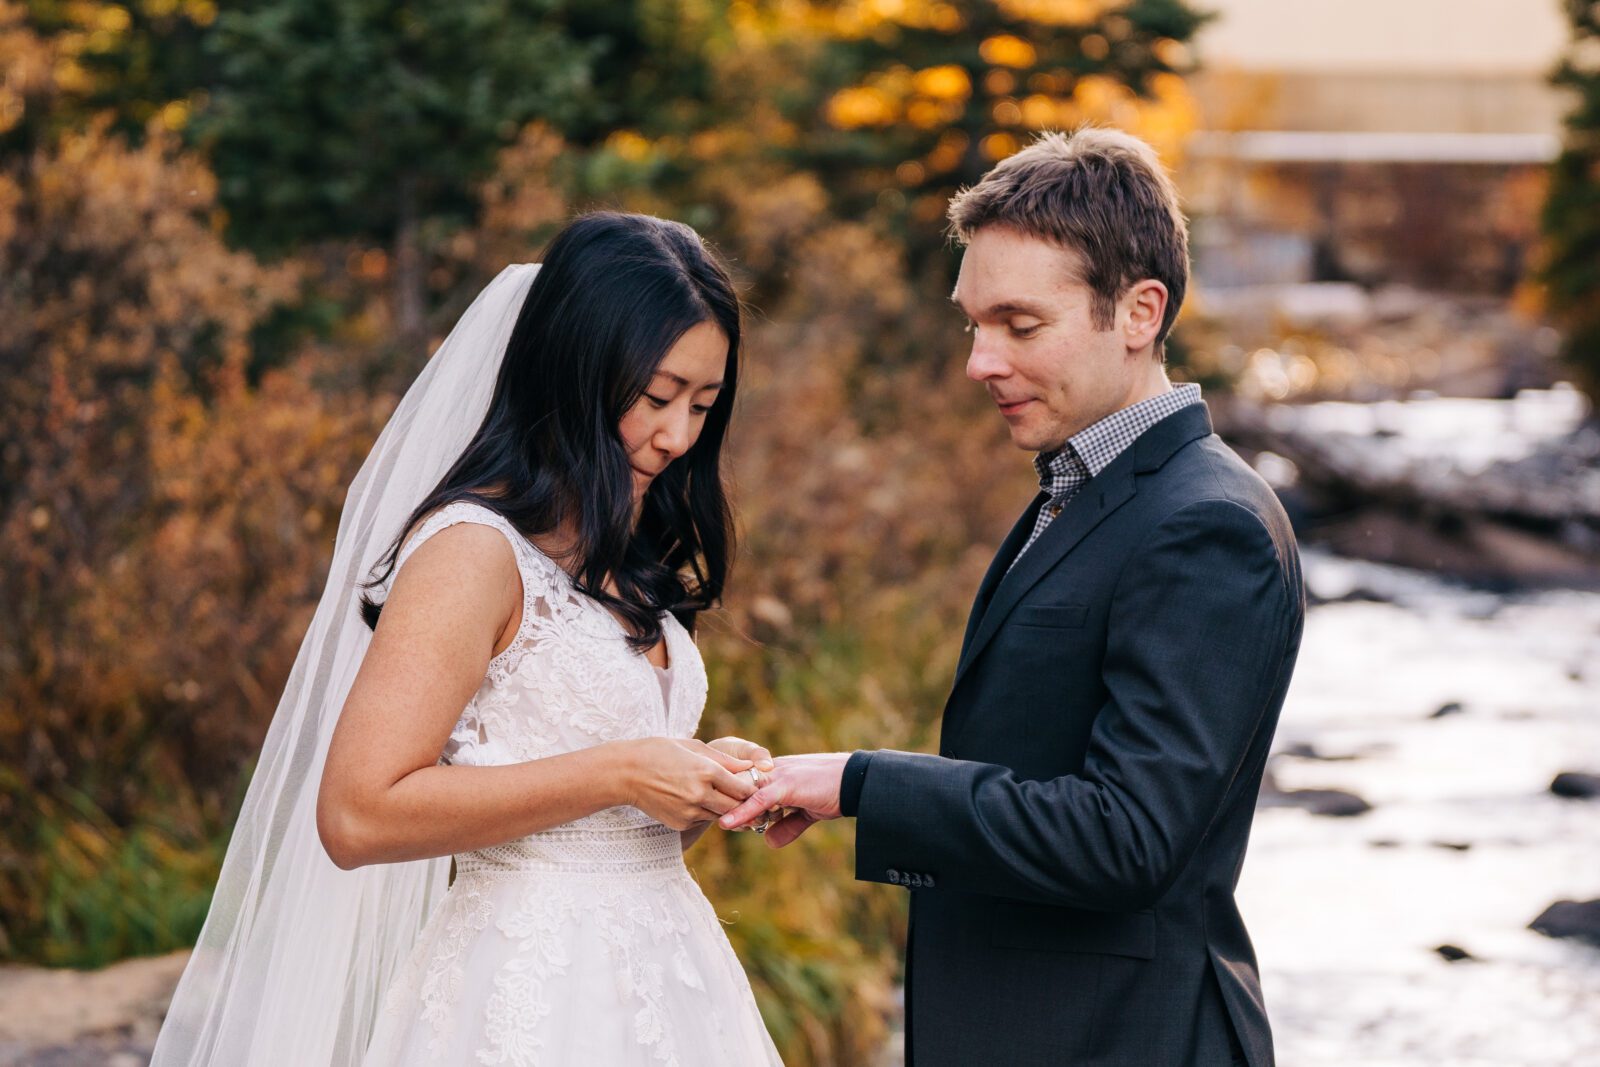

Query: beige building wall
[1191,0,1571,135]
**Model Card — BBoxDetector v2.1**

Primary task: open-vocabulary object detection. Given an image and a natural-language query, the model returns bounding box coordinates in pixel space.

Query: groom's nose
[966,336,1009,382]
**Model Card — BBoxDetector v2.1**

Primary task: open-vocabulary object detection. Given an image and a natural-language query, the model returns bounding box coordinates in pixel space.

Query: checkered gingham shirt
[1008,383,1203,572]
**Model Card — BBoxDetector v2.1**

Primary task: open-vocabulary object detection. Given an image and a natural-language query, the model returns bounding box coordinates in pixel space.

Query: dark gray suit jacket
[845,403,1304,1067]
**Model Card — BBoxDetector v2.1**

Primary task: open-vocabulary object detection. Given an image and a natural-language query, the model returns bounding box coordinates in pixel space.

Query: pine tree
[1543,0,1600,401]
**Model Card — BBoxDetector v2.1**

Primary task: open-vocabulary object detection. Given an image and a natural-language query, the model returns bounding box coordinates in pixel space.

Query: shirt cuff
[839,750,874,818]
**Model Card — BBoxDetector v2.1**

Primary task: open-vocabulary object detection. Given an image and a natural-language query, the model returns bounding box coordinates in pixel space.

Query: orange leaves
[826,64,970,130]
[979,34,1037,69]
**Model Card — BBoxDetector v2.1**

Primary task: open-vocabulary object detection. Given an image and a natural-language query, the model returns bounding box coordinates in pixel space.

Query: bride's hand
[617,738,759,831]
[706,735,776,772]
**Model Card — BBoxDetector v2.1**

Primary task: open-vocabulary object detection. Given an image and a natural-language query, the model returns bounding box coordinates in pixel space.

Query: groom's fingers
[764,811,816,848]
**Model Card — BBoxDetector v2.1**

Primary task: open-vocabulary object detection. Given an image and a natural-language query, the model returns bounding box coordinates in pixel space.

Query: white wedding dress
[360,501,783,1067]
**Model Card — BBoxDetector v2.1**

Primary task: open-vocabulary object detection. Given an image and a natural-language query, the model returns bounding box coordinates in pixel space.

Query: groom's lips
[996,398,1035,416]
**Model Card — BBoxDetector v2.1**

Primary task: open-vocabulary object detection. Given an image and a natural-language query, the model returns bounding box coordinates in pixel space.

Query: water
[1242,551,1600,1065]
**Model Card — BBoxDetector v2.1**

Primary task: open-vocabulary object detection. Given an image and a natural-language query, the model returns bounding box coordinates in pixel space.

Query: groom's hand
[719,752,849,847]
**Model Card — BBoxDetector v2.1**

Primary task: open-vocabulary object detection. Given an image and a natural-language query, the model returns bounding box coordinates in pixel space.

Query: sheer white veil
[151,263,541,1066]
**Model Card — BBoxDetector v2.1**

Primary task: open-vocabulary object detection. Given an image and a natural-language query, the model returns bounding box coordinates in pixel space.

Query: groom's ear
[1120,279,1168,355]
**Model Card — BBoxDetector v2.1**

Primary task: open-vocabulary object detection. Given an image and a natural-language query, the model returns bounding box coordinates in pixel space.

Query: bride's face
[618,319,728,501]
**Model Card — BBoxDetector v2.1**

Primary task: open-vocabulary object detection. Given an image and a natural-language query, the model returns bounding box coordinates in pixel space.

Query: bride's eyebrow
[653,370,724,391]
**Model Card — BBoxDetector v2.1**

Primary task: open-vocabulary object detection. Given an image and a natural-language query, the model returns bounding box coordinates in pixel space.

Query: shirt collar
[1035,382,1203,491]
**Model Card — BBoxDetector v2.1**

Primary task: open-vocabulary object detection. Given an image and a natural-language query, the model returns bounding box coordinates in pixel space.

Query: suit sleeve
[852,498,1299,911]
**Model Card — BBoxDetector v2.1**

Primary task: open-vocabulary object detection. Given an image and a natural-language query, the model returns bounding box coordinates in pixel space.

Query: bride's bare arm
[316,524,756,870]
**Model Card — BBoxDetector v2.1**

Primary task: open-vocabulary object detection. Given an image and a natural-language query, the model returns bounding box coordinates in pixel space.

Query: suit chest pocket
[1011,603,1089,629]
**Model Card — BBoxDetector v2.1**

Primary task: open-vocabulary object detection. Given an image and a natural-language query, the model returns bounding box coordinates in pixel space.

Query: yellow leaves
[827,86,892,129]
[924,129,968,172]
[606,129,653,162]
[183,0,216,27]
[979,34,1036,69]
[981,131,1020,161]
[52,57,93,94]
[1041,73,1199,164]
[997,0,1117,26]
[827,65,969,131]
[157,98,188,131]
[912,63,969,101]
[96,5,131,32]
[1020,92,1060,128]
[1153,36,1191,70]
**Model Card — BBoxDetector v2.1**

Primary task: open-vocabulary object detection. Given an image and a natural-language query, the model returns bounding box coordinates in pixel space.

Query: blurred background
[2,1,1598,1064]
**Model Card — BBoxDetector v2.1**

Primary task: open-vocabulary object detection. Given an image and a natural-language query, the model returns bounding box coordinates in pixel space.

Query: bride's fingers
[709,736,775,771]
[699,790,742,817]
[708,765,758,803]
[719,782,781,829]
[695,743,757,775]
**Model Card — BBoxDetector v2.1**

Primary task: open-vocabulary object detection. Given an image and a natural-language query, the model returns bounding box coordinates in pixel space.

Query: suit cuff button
[887,868,901,884]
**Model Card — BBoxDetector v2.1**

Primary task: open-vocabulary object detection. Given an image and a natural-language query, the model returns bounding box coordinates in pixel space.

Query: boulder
[1550,772,1600,800]
[1529,900,1600,947]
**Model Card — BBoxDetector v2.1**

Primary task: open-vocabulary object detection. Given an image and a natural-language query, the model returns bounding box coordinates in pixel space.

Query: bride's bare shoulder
[391,516,520,607]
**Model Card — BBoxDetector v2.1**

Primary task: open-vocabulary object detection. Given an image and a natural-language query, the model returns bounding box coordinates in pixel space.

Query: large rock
[1258,769,1373,817]
[1529,900,1600,947]
[1550,772,1600,800]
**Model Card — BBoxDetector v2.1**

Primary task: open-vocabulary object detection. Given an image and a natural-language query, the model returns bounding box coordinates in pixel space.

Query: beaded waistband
[455,822,685,877]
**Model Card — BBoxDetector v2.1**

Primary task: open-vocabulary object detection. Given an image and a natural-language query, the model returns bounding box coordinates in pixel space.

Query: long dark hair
[361,212,741,649]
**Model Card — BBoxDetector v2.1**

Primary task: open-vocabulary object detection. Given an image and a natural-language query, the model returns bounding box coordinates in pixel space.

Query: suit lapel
[950,402,1217,694]
[958,491,1047,661]
[952,463,1136,691]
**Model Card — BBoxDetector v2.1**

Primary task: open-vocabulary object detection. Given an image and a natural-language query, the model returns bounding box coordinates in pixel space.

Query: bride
[151,212,785,1066]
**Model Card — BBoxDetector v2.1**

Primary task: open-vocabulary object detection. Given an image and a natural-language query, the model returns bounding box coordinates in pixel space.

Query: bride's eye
[645,395,670,408]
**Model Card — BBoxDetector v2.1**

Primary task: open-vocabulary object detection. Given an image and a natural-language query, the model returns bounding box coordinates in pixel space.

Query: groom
[723,127,1304,1067]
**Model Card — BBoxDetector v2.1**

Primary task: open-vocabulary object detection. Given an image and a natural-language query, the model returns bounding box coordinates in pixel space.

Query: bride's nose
[653,407,692,458]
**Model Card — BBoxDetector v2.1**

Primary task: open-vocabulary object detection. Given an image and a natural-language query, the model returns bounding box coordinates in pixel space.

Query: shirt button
[887,869,901,884]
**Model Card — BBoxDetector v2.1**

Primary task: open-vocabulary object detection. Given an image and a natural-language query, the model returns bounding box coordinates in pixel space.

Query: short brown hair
[947,127,1189,351]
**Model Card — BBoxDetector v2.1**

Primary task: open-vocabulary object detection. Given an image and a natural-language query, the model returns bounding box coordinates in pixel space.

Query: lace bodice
[368,503,778,1067]
[395,501,709,830]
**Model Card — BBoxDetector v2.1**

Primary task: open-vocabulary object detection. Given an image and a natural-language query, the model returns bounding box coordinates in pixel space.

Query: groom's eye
[1010,323,1042,339]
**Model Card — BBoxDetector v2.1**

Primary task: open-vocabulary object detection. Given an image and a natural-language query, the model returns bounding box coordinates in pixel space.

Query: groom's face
[953,225,1148,454]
